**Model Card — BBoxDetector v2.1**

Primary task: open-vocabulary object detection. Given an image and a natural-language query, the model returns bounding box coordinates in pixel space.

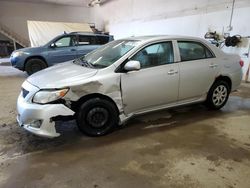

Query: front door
[121,41,179,114]
[47,35,78,64]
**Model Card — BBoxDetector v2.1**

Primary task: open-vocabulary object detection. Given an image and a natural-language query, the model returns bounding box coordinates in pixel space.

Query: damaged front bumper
[16,81,75,138]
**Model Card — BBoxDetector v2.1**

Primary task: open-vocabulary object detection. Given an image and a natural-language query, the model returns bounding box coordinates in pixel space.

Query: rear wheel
[25,58,47,75]
[77,98,119,136]
[205,80,230,110]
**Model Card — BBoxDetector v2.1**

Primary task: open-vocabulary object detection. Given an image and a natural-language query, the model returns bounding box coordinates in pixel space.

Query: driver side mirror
[124,60,141,72]
[50,43,56,48]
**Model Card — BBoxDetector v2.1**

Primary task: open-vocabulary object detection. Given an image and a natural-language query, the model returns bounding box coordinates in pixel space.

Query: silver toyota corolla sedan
[17,35,243,138]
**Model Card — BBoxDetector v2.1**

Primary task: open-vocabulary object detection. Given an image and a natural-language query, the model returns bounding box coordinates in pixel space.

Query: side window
[78,35,97,45]
[55,36,72,47]
[131,42,174,69]
[178,41,214,61]
[96,36,110,45]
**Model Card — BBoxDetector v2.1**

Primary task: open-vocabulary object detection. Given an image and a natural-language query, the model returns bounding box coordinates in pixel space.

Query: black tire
[205,80,230,110]
[76,98,119,137]
[25,58,47,75]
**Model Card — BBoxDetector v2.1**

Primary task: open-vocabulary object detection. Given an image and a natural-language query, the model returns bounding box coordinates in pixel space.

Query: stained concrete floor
[0,66,250,188]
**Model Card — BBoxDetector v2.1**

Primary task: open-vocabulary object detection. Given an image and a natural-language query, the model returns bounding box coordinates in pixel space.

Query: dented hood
[27,61,98,89]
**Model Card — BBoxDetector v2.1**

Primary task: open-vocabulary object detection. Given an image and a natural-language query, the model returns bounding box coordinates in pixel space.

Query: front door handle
[70,49,77,51]
[209,63,218,68]
[168,70,178,75]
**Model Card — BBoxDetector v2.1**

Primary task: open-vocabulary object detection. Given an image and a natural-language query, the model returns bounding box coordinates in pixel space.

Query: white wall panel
[0,1,92,42]
[90,0,250,80]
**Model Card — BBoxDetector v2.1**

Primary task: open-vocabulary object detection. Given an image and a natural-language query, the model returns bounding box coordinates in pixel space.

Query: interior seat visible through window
[131,42,174,69]
[132,49,150,67]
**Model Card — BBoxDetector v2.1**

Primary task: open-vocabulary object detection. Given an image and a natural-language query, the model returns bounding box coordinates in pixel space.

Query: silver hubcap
[212,85,227,106]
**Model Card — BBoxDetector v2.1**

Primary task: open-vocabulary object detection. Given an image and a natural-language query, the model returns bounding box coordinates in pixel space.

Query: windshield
[75,40,140,68]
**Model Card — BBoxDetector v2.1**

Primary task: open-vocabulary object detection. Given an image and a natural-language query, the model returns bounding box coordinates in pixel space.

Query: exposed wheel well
[214,75,232,91]
[71,93,120,115]
[24,56,48,69]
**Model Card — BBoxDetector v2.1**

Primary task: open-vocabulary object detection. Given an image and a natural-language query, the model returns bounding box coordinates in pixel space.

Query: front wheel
[25,58,47,75]
[205,80,230,110]
[76,98,119,136]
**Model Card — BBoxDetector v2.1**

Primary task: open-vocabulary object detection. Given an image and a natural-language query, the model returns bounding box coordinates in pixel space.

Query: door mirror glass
[50,43,56,48]
[124,60,141,72]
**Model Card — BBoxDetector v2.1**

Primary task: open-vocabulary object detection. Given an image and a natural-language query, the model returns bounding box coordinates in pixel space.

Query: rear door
[177,40,219,101]
[47,35,78,64]
[75,35,100,58]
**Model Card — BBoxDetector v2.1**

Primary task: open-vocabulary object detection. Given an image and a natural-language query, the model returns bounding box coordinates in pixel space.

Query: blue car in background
[10,32,113,75]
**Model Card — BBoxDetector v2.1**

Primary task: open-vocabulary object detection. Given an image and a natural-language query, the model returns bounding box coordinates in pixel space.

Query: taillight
[239,59,244,67]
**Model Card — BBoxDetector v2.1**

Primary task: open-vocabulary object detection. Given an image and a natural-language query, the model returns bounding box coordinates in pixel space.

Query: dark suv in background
[10,32,114,75]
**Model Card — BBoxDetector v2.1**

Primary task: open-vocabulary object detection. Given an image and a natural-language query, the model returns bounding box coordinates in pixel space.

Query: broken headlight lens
[33,89,69,104]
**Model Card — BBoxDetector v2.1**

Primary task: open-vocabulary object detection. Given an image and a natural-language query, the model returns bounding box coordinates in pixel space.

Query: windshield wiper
[74,58,93,68]
[91,64,107,68]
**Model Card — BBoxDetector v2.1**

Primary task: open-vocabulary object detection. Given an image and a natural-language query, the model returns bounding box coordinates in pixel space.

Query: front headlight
[33,88,69,104]
[12,51,25,57]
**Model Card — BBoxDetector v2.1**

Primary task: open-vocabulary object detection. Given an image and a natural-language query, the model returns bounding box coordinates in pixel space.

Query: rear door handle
[168,70,178,75]
[70,49,77,51]
[209,63,218,68]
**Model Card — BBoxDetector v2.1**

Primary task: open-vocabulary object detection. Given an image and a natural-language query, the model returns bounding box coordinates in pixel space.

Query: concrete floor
[0,66,250,188]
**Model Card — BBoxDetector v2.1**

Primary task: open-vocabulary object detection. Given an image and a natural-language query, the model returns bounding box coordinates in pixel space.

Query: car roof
[122,35,206,43]
[55,32,112,38]
[69,32,111,37]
